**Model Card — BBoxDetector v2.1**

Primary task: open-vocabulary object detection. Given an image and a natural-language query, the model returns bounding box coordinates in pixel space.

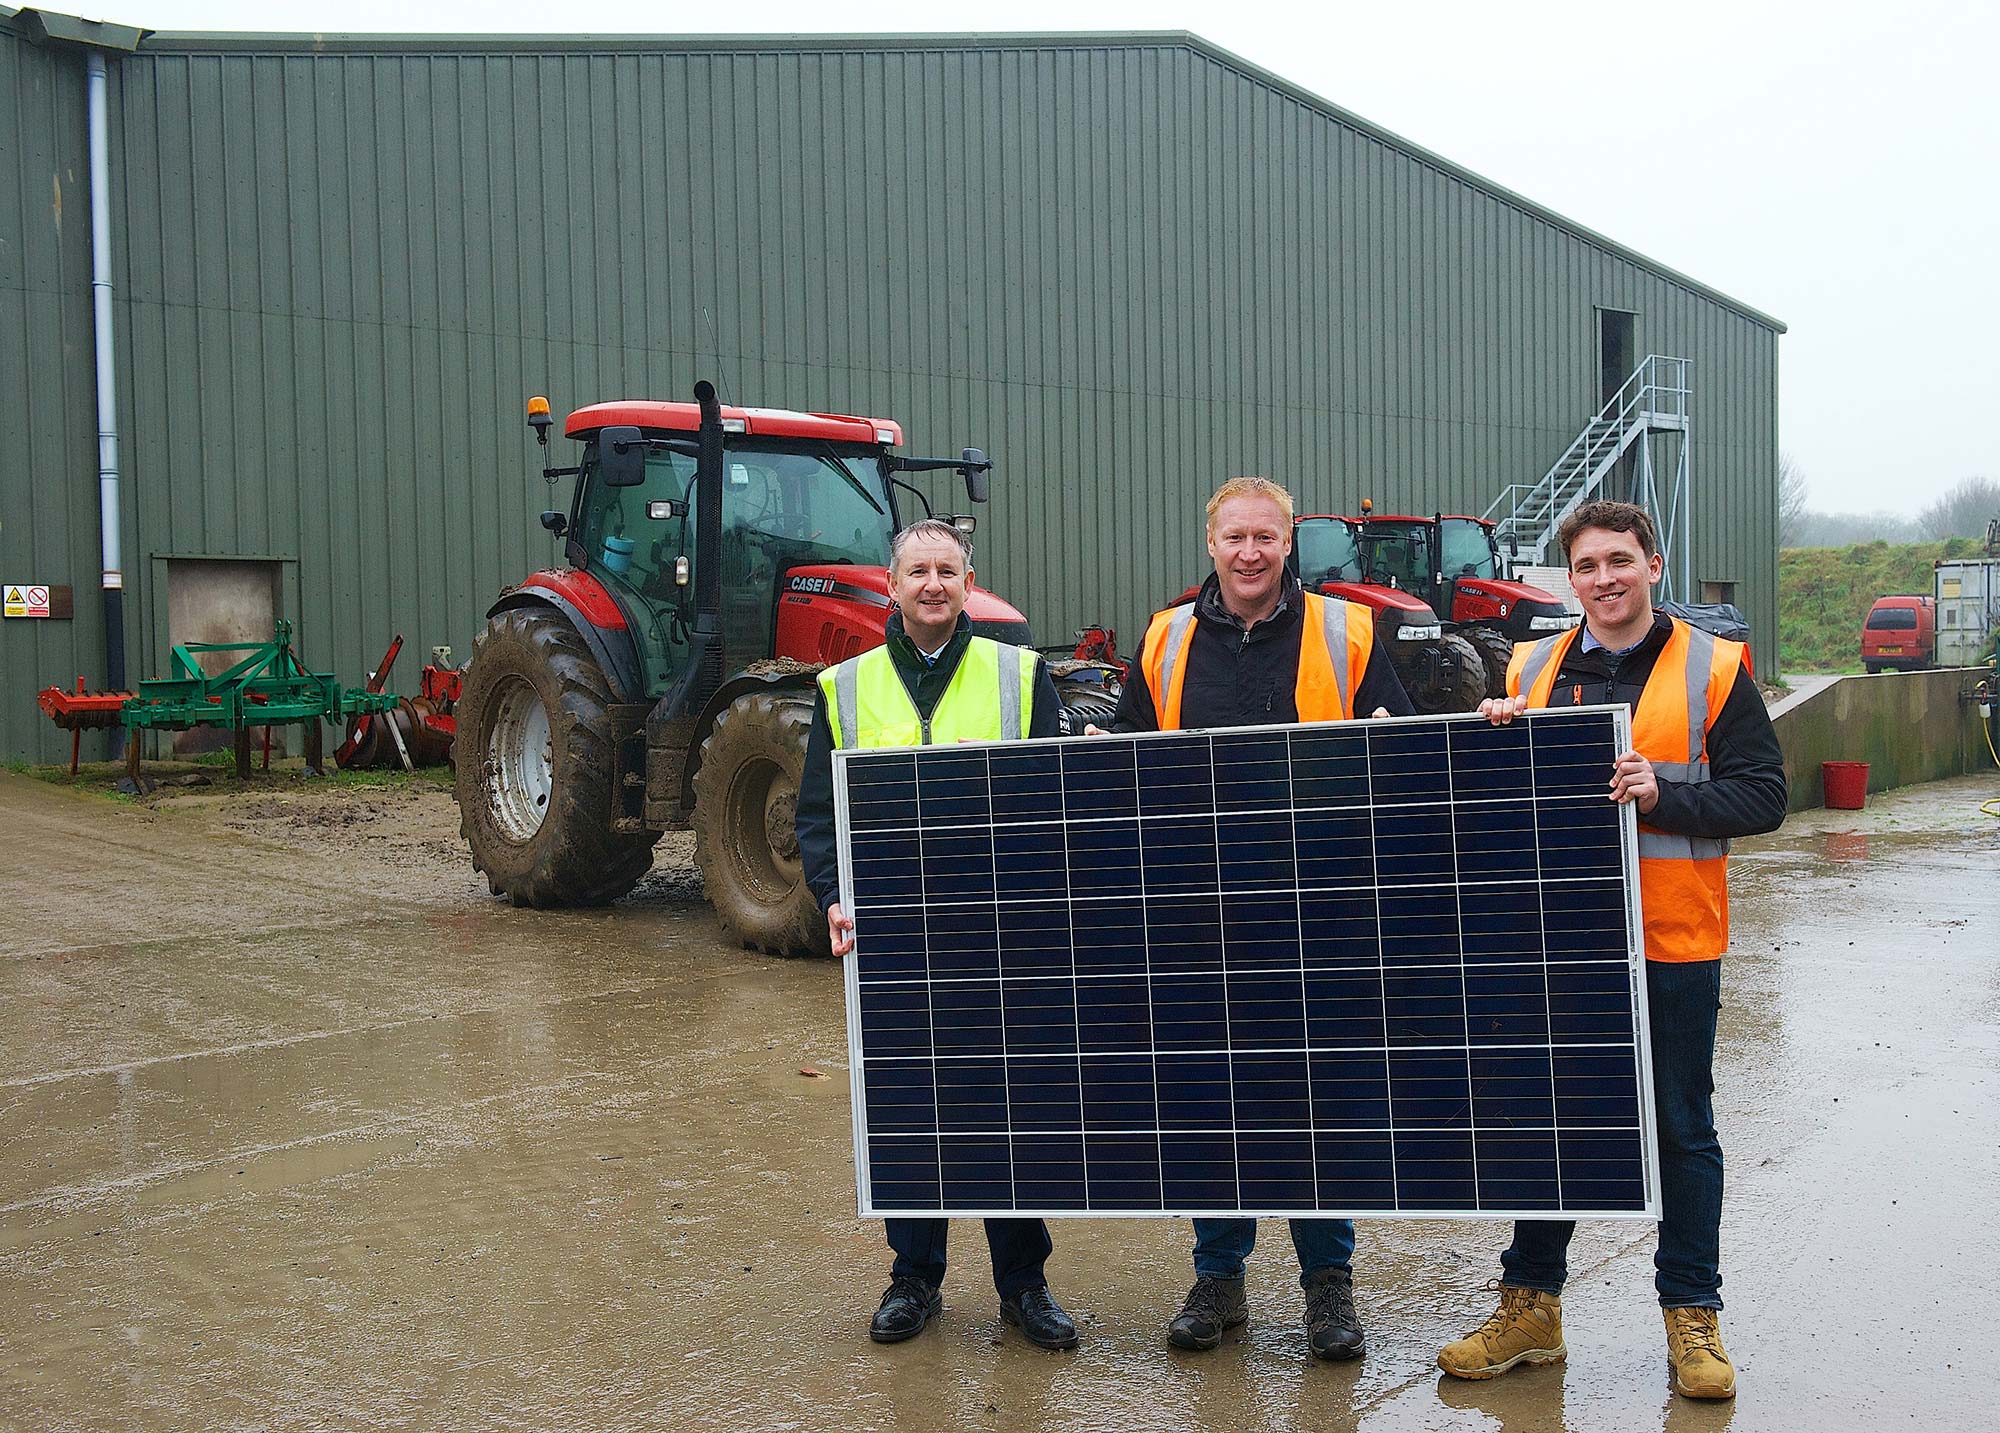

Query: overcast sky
[31,0,1999,515]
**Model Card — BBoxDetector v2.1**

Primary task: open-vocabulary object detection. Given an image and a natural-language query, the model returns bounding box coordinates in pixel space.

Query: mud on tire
[690,690,827,957]
[1406,632,1490,715]
[455,607,655,906]
[1466,627,1518,702]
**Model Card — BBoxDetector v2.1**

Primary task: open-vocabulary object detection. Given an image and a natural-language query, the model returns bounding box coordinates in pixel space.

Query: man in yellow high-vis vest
[795,518,1077,1351]
[1101,477,1413,1363]
[1436,500,1786,1401]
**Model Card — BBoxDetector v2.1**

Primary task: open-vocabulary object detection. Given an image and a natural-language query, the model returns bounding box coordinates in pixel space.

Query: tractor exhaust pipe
[655,379,729,723]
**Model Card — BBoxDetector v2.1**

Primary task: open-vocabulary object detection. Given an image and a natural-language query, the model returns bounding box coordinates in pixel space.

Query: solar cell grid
[836,706,1658,1220]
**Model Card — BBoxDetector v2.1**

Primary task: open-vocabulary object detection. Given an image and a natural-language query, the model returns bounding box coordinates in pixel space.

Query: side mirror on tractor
[960,448,991,504]
[599,425,648,487]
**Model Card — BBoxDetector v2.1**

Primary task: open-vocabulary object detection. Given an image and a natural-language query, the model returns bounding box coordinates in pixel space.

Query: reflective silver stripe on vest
[1682,626,1717,764]
[997,643,1024,740]
[1319,596,1353,713]
[1155,604,1198,719]
[1653,759,1710,784]
[832,660,860,750]
[1515,634,1567,698]
[1638,830,1730,861]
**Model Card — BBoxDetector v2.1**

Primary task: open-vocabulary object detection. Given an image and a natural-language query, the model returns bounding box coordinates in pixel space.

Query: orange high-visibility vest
[1507,617,1745,962]
[1140,591,1374,730]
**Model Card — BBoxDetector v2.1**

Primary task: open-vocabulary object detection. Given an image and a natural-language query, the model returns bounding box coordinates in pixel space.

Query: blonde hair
[1206,476,1295,530]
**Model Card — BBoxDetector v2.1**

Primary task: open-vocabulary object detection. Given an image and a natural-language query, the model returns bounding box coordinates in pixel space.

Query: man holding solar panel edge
[795,516,1081,1350]
[1439,499,1786,1401]
[1092,476,1415,1361]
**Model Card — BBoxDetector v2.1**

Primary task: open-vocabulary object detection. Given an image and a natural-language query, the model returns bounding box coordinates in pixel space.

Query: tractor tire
[1466,627,1518,701]
[1407,633,1490,716]
[455,607,654,906]
[1054,674,1121,735]
[690,689,827,957]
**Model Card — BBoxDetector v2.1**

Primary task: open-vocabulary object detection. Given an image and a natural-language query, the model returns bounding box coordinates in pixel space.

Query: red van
[1861,595,1935,672]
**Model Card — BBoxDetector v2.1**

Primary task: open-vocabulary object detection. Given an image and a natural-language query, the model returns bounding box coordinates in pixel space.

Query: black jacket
[1109,569,1414,732]
[1539,613,1788,839]
[797,609,1064,913]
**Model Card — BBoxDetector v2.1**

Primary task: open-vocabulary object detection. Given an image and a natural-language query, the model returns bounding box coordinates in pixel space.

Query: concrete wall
[1771,668,1997,812]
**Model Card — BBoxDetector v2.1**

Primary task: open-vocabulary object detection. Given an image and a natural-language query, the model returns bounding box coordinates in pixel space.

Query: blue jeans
[1502,958,1725,1308]
[1193,1218,1356,1288]
[886,1218,1052,1299]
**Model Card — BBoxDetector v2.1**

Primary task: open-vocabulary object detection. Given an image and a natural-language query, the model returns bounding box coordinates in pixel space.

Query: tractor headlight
[1529,614,1580,631]
[1396,623,1442,642]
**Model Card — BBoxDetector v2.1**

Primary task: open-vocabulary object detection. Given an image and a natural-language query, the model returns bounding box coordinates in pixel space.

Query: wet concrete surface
[2,767,1996,1432]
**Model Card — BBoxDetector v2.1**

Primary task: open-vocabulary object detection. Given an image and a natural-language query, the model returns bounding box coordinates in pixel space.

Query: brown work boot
[1436,1282,1565,1380]
[1664,1306,1737,1399]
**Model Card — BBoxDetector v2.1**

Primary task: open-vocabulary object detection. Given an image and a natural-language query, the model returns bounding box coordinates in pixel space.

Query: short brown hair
[1558,500,1658,563]
[1206,476,1295,530]
[889,518,973,572]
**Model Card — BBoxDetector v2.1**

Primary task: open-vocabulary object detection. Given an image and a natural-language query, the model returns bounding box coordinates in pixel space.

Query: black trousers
[886,1218,1052,1298]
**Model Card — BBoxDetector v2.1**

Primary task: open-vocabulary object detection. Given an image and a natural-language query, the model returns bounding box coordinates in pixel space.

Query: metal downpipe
[87,50,127,751]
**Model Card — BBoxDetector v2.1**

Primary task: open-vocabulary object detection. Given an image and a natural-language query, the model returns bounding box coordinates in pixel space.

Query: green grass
[10,752,451,800]
[1779,536,1985,673]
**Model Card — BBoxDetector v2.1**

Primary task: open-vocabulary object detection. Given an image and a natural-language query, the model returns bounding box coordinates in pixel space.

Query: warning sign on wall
[4,583,53,618]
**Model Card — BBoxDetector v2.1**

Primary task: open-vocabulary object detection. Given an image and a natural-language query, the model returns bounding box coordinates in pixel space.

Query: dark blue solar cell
[863,1061,939,1134]
[1295,811,1374,887]
[925,913,999,980]
[1553,1047,1641,1125]
[1137,734,1215,815]
[1393,1129,1477,1209]
[858,984,934,1058]
[844,752,918,811]
[850,830,922,905]
[1237,1131,1316,1207]
[1448,717,1535,800]
[1218,813,1298,890]
[1315,1130,1397,1209]
[1075,974,1153,1054]
[930,980,1003,1056]
[992,825,1068,900]
[1475,1129,1563,1210]
[1368,722,1452,802]
[1383,970,1468,1045]
[1071,900,1148,975]
[934,1058,1010,1134]
[1162,1134,1238,1209]
[939,1134,1016,1208]
[1547,960,1639,1042]
[1223,896,1302,967]
[1084,1133,1163,1209]
[1232,1054,1311,1130]
[1145,895,1224,976]
[1543,880,1631,958]
[1464,967,1555,1044]
[1059,739,1138,817]
[1378,891,1461,965]
[1289,729,1370,808]
[1012,1134,1087,1206]
[1156,1051,1233,1129]
[866,1135,940,1210]
[1141,813,1219,890]
[1454,804,1539,883]
[853,906,931,981]
[1373,805,1457,885]
[1153,972,1229,1050]
[1299,892,1381,969]
[1305,970,1388,1048]
[1556,1131,1647,1211]
[997,900,1075,976]
[1002,977,1079,1055]
[1080,1054,1158,1131]
[1537,801,1625,879]
[1212,731,1294,811]
[912,749,995,823]
[1007,1059,1083,1132]
[1226,971,1307,1047]
[1309,1050,1392,1128]
[1531,716,1620,798]
[920,826,995,903]
[1065,817,1142,888]
[1469,1049,1556,1126]
[1389,1050,1473,1128]
[1459,883,1544,965]
[989,745,1063,821]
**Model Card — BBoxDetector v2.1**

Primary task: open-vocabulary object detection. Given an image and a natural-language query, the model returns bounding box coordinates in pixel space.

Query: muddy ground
[1,763,1996,1433]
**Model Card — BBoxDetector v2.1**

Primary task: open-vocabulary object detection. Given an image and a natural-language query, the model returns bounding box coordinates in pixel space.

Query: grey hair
[889,518,973,573]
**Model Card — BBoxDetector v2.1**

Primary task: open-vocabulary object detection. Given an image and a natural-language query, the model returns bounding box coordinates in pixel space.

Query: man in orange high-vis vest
[1101,478,1412,1362]
[1436,501,1786,1402]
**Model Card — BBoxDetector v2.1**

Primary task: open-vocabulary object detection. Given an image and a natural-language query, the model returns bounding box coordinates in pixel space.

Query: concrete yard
[1,765,1996,1432]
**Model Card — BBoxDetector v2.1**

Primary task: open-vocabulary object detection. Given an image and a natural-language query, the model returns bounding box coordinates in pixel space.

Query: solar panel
[834,706,1659,1221]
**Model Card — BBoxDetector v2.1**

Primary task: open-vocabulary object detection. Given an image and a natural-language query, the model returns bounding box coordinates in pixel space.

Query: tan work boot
[1664,1306,1737,1399]
[1437,1283,1565,1379]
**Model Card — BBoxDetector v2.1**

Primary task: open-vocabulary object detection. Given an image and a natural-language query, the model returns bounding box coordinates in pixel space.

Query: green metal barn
[2,7,1783,764]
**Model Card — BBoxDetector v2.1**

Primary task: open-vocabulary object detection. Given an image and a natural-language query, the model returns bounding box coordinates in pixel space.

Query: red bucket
[1822,760,1869,810]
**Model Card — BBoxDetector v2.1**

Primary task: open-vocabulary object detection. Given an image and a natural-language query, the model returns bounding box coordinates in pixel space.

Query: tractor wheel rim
[727,756,801,903]
[487,675,552,841]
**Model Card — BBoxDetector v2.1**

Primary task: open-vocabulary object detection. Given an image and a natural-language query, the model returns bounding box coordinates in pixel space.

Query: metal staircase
[1484,354,1693,600]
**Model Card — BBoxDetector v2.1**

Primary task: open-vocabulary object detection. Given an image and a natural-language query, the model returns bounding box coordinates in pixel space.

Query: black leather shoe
[1304,1267,1366,1360]
[1167,1276,1248,1350]
[1001,1285,1079,1350]
[870,1275,942,1343]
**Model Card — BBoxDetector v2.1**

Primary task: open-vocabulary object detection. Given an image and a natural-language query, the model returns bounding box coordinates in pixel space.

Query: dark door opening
[1598,308,1637,405]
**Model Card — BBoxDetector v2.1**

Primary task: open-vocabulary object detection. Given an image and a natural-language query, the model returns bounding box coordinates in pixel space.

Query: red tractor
[1347,506,1579,697]
[454,381,1119,956]
[1289,513,1488,713]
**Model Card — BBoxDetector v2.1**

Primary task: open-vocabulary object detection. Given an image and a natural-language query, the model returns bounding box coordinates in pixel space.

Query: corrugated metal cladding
[1,20,1782,764]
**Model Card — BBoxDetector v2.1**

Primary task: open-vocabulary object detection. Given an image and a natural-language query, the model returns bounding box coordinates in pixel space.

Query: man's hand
[827,901,856,957]
[1370,707,1391,719]
[1082,723,1110,737]
[1609,750,1659,814]
[1479,695,1531,725]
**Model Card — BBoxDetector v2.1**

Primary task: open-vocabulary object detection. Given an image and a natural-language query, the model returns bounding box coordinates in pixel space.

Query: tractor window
[574,448,699,609]
[1363,526,1431,592]
[1439,519,1499,580]
[1294,520,1361,585]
